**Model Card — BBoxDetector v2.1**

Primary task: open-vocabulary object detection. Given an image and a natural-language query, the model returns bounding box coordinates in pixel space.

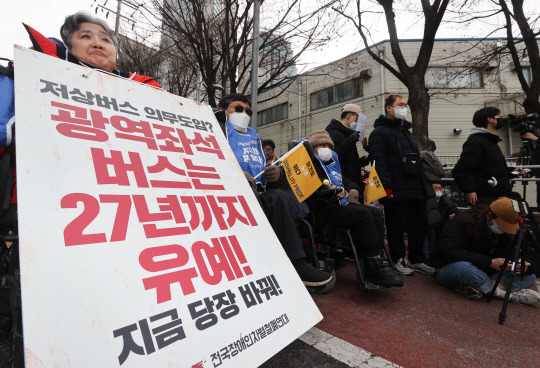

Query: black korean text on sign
[238,275,282,308]
[188,289,240,331]
[113,308,186,365]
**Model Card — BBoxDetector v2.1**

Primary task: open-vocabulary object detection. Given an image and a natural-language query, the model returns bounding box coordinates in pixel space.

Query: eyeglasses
[229,105,253,117]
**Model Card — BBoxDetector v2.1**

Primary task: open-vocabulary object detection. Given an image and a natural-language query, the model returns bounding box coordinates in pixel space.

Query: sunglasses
[229,105,253,117]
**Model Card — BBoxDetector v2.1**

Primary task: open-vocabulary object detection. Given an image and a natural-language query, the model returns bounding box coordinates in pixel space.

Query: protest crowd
[0,10,539,366]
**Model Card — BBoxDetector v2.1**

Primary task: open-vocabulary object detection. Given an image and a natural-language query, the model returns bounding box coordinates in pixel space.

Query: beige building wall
[256,38,536,163]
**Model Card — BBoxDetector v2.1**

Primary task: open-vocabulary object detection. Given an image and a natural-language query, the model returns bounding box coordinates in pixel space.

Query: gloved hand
[243,171,256,189]
[348,189,360,203]
[262,164,281,183]
[385,188,394,199]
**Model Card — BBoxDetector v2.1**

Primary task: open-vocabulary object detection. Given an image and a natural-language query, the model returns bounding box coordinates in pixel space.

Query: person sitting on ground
[214,93,333,290]
[305,130,403,288]
[262,139,279,163]
[432,197,540,305]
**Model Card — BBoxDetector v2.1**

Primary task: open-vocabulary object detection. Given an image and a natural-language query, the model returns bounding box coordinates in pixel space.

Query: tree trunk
[407,79,430,150]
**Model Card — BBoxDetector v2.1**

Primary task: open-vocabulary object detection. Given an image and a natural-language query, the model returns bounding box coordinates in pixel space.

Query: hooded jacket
[452,127,513,198]
[368,115,427,201]
[325,119,368,186]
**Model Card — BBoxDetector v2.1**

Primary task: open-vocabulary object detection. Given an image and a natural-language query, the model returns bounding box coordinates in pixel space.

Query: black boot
[293,258,333,287]
[365,258,403,287]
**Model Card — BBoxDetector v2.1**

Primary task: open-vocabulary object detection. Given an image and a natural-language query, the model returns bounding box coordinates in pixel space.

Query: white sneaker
[394,258,414,276]
[406,260,435,275]
[508,289,540,306]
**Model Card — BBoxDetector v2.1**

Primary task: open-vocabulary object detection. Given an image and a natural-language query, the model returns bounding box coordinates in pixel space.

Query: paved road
[260,262,540,368]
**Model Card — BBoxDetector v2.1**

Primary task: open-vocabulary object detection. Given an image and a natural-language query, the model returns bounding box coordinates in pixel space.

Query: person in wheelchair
[214,94,333,291]
[305,130,403,288]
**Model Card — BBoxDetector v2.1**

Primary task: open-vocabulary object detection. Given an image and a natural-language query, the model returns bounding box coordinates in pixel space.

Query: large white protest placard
[14,46,322,367]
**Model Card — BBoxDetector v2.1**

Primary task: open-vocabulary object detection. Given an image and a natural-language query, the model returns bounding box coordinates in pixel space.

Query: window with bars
[425,67,482,89]
[257,103,289,125]
[310,77,363,111]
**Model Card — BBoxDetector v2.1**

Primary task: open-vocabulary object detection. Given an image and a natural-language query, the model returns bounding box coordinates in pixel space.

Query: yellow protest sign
[364,164,386,204]
[281,143,322,202]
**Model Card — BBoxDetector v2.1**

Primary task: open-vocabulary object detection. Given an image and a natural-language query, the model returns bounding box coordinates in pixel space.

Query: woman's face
[69,22,116,72]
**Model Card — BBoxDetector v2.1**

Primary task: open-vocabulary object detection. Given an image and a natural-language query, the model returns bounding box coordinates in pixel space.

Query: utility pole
[92,0,138,34]
[115,0,122,35]
[250,0,260,129]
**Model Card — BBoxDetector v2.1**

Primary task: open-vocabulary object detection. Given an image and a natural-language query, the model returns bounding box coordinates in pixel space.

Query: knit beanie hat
[342,103,361,115]
[310,130,334,150]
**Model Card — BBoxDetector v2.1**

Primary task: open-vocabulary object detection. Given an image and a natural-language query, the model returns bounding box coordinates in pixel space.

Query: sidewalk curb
[299,327,402,368]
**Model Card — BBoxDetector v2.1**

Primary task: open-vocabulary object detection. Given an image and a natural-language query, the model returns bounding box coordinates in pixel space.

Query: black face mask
[495,117,504,130]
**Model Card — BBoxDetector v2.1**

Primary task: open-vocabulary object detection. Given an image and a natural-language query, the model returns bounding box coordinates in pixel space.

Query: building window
[425,67,482,88]
[310,77,363,111]
[257,103,288,125]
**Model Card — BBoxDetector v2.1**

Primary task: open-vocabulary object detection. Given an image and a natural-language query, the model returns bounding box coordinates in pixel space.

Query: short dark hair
[218,93,251,109]
[262,139,275,150]
[60,11,116,49]
[472,107,500,128]
[340,111,356,120]
[427,139,436,152]
[384,94,404,110]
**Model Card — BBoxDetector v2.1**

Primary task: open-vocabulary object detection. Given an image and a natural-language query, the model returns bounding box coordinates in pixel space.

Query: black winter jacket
[432,212,538,276]
[305,156,361,210]
[452,128,513,198]
[325,119,369,187]
[368,115,427,201]
[433,213,506,272]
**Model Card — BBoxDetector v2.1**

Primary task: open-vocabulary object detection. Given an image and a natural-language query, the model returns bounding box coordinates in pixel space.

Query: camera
[511,198,528,217]
[509,113,540,136]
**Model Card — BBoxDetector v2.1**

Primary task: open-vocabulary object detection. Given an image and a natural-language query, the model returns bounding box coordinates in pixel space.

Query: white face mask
[228,112,251,132]
[488,221,504,235]
[316,147,333,162]
[435,190,443,198]
[350,122,357,130]
[393,107,408,120]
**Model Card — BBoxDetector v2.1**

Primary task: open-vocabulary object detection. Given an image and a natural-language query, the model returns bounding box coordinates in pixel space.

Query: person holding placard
[23,12,161,87]
[325,103,370,192]
[0,11,163,220]
[215,93,333,290]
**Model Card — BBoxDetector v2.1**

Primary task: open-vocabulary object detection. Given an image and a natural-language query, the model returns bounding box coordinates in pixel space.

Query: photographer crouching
[432,197,540,305]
